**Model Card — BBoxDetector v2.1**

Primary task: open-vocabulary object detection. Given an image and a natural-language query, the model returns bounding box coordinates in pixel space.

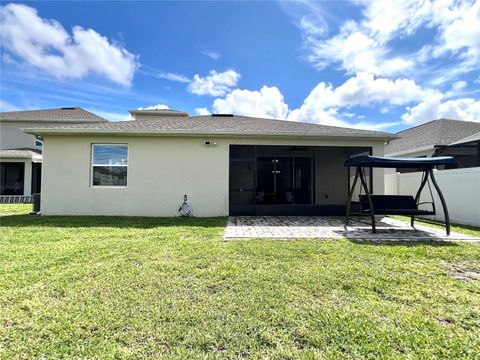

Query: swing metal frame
[344,155,456,235]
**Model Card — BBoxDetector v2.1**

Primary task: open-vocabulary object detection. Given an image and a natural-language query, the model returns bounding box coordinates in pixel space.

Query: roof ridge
[190,115,391,135]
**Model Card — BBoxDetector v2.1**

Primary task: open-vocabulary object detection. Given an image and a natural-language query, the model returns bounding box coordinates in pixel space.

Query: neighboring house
[385,119,480,172]
[384,118,480,226]
[24,109,396,217]
[0,107,107,198]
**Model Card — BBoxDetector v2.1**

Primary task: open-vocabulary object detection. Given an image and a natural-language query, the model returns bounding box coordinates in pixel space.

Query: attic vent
[212,114,234,117]
[61,107,76,110]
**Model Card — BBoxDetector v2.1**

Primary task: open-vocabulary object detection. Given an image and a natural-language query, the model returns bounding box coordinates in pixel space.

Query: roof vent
[212,114,234,117]
[61,107,76,110]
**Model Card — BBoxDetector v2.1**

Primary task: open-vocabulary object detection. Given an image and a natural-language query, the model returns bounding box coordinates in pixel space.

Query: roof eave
[0,153,42,160]
[23,128,397,141]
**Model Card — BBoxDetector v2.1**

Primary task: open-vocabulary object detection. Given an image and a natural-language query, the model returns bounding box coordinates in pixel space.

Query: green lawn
[393,215,480,238]
[1,205,479,358]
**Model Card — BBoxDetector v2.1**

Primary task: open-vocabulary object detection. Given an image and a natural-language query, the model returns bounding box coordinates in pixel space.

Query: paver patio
[224,216,480,241]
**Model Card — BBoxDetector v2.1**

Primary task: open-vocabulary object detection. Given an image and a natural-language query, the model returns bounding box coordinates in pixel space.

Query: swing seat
[359,195,435,216]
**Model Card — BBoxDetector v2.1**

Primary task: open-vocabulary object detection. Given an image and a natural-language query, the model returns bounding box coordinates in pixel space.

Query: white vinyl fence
[385,167,480,227]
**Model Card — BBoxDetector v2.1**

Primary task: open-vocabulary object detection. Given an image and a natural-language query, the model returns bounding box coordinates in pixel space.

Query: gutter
[22,127,398,141]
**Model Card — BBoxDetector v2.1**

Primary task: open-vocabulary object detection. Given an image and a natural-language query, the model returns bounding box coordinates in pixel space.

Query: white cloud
[287,99,400,130]
[285,80,372,128]
[0,3,137,86]
[432,1,480,61]
[279,1,329,36]
[348,120,402,131]
[213,86,289,119]
[203,51,221,61]
[443,80,469,98]
[452,80,467,91]
[188,69,241,96]
[0,99,21,112]
[150,71,190,83]
[402,94,480,124]
[137,104,170,111]
[291,0,479,81]
[341,112,356,118]
[310,72,426,116]
[299,13,414,76]
[287,73,443,129]
[361,0,480,77]
[195,107,211,115]
[330,72,430,106]
[139,65,190,83]
[303,20,414,76]
[209,74,417,130]
[121,104,170,120]
[360,0,434,42]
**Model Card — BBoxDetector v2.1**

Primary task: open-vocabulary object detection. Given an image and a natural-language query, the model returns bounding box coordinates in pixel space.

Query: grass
[393,215,480,238]
[0,203,31,216]
[1,205,479,358]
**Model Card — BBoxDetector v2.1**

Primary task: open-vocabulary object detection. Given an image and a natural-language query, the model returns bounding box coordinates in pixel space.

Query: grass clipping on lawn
[0,205,479,358]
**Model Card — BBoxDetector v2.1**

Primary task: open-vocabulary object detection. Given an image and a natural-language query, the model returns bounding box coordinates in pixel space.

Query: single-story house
[24,109,396,217]
[0,107,106,198]
[385,119,480,172]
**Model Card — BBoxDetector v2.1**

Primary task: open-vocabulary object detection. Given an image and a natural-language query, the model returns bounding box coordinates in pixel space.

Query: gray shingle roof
[450,131,480,145]
[385,119,480,155]
[0,107,107,122]
[23,115,395,139]
[0,148,42,159]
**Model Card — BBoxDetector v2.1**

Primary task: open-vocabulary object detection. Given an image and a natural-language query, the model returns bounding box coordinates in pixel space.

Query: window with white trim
[34,138,43,147]
[91,144,128,187]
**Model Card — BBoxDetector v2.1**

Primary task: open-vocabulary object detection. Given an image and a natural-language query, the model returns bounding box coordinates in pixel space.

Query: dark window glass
[0,162,25,195]
[92,166,127,186]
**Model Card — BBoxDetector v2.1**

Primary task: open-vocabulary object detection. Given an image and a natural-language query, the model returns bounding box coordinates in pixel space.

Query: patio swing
[344,156,456,235]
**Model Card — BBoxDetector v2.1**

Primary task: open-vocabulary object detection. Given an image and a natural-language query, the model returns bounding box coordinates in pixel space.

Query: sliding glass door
[256,156,311,205]
[292,157,312,204]
[0,162,25,195]
[229,145,314,215]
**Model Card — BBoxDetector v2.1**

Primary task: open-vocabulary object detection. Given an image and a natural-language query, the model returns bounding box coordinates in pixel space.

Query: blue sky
[1,1,479,132]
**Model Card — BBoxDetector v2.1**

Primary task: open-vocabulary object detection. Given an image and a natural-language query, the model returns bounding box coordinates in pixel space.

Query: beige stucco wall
[41,135,384,216]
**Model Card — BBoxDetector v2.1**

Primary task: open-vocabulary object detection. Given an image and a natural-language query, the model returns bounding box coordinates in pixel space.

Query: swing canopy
[344,155,456,168]
[344,155,455,235]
